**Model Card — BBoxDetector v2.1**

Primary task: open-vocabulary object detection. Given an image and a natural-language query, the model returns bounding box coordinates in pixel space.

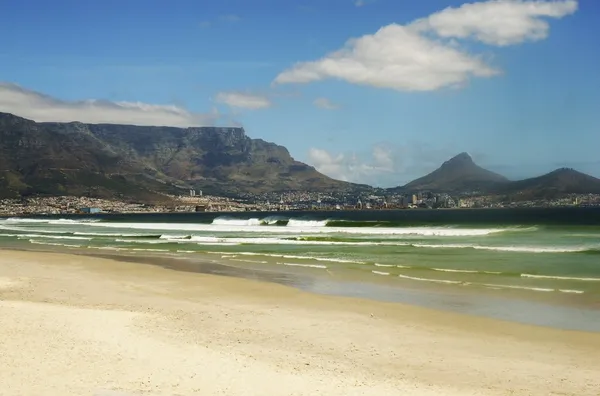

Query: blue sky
[0,0,598,186]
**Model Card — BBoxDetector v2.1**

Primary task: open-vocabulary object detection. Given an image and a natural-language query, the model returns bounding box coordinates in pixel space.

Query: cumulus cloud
[307,143,460,186]
[0,82,219,127]
[307,145,396,185]
[275,24,498,91]
[313,97,340,110]
[275,0,576,91]
[215,91,272,109]
[412,0,578,46]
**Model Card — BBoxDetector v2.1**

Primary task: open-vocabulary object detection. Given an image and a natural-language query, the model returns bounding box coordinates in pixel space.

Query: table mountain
[0,112,360,200]
[398,152,509,193]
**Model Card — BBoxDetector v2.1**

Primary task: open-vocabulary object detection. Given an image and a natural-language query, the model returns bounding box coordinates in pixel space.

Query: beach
[1,249,599,395]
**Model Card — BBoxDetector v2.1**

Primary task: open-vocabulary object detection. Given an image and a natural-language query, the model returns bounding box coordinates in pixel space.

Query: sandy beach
[1,250,599,395]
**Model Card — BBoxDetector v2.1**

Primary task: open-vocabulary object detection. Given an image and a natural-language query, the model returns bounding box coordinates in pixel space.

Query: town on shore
[1,190,599,216]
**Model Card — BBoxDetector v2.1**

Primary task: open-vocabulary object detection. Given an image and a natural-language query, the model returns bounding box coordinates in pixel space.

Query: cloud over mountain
[0,83,219,127]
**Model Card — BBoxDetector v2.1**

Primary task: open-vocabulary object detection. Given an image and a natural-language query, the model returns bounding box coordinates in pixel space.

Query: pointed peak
[442,152,474,167]
[453,152,473,161]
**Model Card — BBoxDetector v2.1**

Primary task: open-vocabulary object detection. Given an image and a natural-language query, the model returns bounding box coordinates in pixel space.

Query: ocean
[2,207,599,331]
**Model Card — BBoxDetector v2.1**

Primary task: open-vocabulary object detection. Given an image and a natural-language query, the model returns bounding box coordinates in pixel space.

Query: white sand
[1,250,599,395]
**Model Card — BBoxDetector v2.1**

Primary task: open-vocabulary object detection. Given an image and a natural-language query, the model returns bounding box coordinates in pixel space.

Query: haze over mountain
[396,153,509,193]
[390,152,600,199]
[0,112,361,200]
[498,168,600,199]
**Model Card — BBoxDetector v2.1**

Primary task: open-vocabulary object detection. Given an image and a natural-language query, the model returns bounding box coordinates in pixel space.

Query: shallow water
[2,208,600,330]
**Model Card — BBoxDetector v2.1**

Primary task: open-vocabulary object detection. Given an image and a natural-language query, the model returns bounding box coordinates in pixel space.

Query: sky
[0,0,598,187]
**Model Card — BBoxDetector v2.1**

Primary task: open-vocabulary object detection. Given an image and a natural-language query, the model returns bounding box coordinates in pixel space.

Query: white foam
[374,263,395,267]
[261,216,287,225]
[85,221,508,237]
[412,243,591,253]
[236,252,364,265]
[115,239,170,244]
[211,217,263,226]
[521,274,600,282]
[0,225,70,234]
[48,218,100,224]
[432,268,479,273]
[130,248,170,252]
[229,258,269,264]
[277,262,327,269]
[558,289,585,294]
[2,218,50,224]
[398,274,463,285]
[28,240,82,248]
[18,234,92,241]
[75,232,157,237]
[372,270,390,276]
[286,219,328,227]
[474,246,590,253]
[88,246,128,251]
[480,283,554,292]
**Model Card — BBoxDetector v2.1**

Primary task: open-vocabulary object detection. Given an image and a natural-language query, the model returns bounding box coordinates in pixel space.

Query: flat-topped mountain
[0,112,361,200]
[399,152,509,193]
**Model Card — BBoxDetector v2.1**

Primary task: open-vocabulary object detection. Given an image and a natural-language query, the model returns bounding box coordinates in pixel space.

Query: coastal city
[1,190,599,216]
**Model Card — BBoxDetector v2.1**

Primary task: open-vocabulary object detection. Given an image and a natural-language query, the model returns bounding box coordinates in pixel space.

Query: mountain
[497,168,600,199]
[0,112,361,200]
[397,152,509,193]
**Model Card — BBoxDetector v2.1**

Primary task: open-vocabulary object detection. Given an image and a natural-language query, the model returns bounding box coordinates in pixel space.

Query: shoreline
[2,248,600,395]
[5,243,600,332]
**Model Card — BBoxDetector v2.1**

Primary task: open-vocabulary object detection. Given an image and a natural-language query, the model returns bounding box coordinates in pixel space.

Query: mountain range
[393,152,600,198]
[0,112,364,200]
[1,112,599,202]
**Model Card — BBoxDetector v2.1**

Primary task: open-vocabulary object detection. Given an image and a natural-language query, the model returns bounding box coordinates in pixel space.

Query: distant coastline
[2,194,599,217]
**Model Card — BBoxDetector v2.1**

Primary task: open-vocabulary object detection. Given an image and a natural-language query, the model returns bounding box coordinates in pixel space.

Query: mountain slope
[498,168,600,199]
[81,122,357,195]
[0,113,182,200]
[0,112,360,200]
[399,153,509,193]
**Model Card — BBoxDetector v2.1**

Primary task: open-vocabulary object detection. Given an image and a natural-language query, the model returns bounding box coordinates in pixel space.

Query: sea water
[2,208,599,330]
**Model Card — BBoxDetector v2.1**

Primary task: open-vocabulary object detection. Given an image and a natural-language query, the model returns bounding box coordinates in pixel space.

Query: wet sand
[1,249,600,395]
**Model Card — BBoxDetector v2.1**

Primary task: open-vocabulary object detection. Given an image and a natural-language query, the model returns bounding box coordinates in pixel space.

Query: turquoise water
[2,209,599,296]
[2,208,600,330]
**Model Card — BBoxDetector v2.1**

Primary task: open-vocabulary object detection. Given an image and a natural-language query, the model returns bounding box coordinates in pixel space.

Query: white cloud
[0,82,219,127]
[275,24,497,91]
[215,91,272,109]
[412,0,578,46]
[307,145,396,184]
[275,0,576,91]
[313,97,340,110]
[307,143,460,186]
